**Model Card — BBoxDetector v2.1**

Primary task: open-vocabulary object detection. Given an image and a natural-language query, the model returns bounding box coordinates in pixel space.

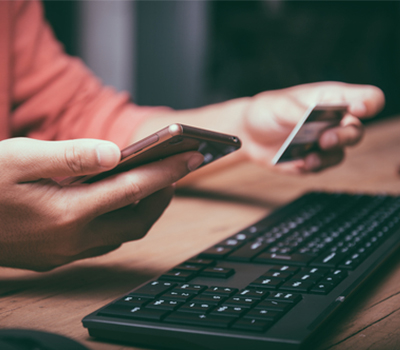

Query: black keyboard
[82,192,400,350]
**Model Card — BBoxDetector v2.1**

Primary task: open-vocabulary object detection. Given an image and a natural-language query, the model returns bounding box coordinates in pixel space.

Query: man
[0,0,385,271]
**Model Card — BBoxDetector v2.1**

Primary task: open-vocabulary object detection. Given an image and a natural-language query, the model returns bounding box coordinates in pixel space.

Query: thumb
[0,138,120,182]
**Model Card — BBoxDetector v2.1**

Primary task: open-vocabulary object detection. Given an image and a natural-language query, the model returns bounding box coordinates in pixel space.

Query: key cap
[211,305,247,317]
[159,270,197,282]
[244,309,282,322]
[179,302,214,314]
[130,281,176,298]
[255,300,292,313]
[172,284,207,294]
[115,296,152,307]
[198,246,233,259]
[279,279,315,292]
[191,294,227,305]
[237,288,269,299]
[200,266,235,278]
[147,299,183,311]
[262,271,292,281]
[224,296,258,308]
[203,287,238,297]
[249,277,283,290]
[269,265,300,274]
[99,306,168,321]
[165,312,235,328]
[226,241,269,262]
[161,290,196,302]
[265,292,302,304]
[310,251,345,268]
[174,264,204,273]
[254,253,313,266]
[310,282,335,294]
[185,258,215,266]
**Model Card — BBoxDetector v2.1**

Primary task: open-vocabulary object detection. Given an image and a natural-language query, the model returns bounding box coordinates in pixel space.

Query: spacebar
[253,253,313,266]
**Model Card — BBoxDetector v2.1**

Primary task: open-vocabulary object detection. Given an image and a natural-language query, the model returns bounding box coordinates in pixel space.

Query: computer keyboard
[82,191,400,350]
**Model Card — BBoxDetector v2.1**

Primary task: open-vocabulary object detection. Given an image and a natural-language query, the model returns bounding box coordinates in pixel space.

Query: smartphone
[60,124,241,185]
[271,104,348,164]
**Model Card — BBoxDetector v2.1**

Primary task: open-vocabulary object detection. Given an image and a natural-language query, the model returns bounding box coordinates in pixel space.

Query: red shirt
[0,0,160,148]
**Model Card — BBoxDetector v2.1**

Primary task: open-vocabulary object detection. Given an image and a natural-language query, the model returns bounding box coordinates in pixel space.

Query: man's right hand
[0,138,204,271]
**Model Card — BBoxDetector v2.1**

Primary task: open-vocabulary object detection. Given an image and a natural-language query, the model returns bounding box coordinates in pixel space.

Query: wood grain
[0,117,399,350]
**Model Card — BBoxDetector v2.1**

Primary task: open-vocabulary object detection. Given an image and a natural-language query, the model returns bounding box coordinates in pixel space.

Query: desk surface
[0,117,400,350]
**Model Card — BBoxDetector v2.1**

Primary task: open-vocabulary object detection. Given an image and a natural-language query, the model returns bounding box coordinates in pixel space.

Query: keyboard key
[310,251,345,268]
[279,280,315,292]
[226,241,269,262]
[184,258,215,266]
[200,266,235,278]
[237,288,269,299]
[147,299,183,311]
[249,277,283,290]
[269,265,300,274]
[255,300,292,313]
[244,309,282,322]
[198,246,233,259]
[179,302,214,314]
[159,270,197,282]
[254,253,313,266]
[301,267,329,276]
[174,264,204,273]
[217,238,245,249]
[191,294,227,305]
[173,284,207,294]
[99,306,168,321]
[211,305,247,317]
[130,281,176,298]
[203,287,238,297]
[262,271,293,281]
[265,292,302,304]
[224,296,258,308]
[231,318,273,332]
[115,296,152,307]
[161,290,196,302]
[165,312,235,328]
[310,282,335,294]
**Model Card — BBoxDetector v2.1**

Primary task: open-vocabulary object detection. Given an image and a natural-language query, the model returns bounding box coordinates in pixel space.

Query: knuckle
[64,145,86,175]
[123,180,143,203]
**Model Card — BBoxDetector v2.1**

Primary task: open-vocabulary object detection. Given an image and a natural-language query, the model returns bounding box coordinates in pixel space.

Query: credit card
[272,104,348,164]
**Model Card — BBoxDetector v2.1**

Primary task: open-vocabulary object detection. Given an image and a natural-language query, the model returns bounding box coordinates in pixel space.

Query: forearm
[132,98,252,184]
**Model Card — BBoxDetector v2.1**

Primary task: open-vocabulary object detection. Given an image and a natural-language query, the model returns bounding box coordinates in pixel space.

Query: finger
[0,138,121,182]
[79,186,175,250]
[346,85,385,118]
[303,150,344,172]
[289,82,385,118]
[68,151,203,218]
[319,116,364,150]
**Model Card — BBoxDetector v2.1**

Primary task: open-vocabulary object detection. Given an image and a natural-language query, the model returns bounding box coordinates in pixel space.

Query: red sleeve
[10,0,163,148]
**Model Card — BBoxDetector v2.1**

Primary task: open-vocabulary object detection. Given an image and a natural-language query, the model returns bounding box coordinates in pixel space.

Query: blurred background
[43,0,400,120]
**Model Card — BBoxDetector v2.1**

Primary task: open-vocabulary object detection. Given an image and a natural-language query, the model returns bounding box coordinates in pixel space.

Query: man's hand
[242,81,385,173]
[0,138,204,271]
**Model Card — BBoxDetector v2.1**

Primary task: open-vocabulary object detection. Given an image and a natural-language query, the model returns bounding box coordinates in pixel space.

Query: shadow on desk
[176,186,282,209]
[0,264,159,300]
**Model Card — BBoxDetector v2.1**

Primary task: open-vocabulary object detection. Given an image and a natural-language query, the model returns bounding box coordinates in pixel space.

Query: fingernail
[321,132,338,149]
[305,154,321,170]
[187,153,204,171]
[96,143,120,168]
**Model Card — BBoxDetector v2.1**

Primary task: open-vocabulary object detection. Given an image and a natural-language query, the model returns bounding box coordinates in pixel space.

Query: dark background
[43,1,400,120]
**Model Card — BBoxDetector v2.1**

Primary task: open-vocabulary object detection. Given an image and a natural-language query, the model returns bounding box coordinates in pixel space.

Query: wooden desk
[0,117,399,350]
